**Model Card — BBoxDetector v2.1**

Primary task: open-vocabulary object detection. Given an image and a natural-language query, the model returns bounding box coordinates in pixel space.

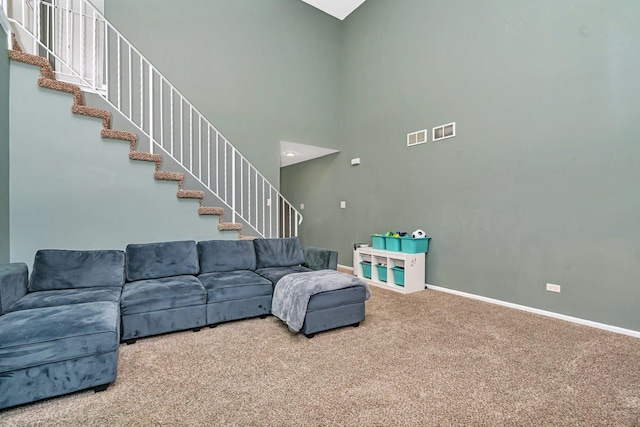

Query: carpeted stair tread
[238,235,256,240]
[38,78,84,105]
[198,207,224,216]
[102,130,138,150]
[177,190,205,200]
[130,151,162,163]
[72,105,111,127]
[8,50,56,80]
[154,171,184,182]
[11,34,23,52]
[218,222,243,231]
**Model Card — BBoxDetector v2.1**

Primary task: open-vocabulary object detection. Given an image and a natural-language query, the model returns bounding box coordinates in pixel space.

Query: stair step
[72,105,110,121]
[39,78,84,105]
[102,129,137,144]
[218,222,243,232]
[102,129,136,142]
[8,50,56,80]
[154,171,183,182]
[11,34,23,52]
[177,190,205,200]
[130,152,162,163]
[238,235,256,240]
[198,207,224,216]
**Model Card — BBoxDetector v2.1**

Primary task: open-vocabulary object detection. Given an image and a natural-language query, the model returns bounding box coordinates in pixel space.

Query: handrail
[0,1,10,48]
[2,0,302,238]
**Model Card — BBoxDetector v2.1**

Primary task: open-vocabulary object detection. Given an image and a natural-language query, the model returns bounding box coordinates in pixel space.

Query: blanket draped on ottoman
[272,270,371,333]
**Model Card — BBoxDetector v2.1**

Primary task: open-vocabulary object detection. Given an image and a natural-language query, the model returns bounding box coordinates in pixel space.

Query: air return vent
[407,129,428,147]
[432,122,456,141]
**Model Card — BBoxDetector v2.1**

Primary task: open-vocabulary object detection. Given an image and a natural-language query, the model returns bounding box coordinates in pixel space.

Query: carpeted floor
[2,286,639,426]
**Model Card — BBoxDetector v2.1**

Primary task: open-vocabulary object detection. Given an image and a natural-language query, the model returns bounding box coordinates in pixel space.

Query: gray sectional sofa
[0,237,355,410]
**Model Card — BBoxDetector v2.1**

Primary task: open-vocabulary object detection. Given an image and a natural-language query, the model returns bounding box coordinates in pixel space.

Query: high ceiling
[300,0,367,20]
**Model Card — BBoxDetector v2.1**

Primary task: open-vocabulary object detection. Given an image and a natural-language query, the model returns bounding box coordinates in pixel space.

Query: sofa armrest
[303,247,338,271]
[0,263,29,315]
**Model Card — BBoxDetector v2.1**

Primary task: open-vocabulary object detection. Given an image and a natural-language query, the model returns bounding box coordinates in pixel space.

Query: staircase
[2,0,302,239]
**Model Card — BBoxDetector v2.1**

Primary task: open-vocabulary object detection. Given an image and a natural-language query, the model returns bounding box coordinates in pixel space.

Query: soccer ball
[412,229,426,239]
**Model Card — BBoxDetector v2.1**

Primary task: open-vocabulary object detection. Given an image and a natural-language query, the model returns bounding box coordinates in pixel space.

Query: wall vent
[432,122,456,142]
[407,129,428,147]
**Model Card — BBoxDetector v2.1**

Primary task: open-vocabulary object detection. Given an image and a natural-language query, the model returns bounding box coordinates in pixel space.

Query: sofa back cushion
[29,250,126,292]
[197,240,257,273]
[254,238,305,269]
[0,263,29,315]
[126,240,199,282]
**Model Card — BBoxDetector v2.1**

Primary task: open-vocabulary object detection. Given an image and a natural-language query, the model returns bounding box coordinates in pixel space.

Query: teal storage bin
[392,266,405,286]
[360,261,372,279]
[385,236,401,251]
[370,234,386,249]
[375,264,388,282]
[400,236,431,254]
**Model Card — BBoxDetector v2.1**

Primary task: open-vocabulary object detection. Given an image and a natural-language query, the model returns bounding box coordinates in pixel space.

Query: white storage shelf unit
[354,247,425,294]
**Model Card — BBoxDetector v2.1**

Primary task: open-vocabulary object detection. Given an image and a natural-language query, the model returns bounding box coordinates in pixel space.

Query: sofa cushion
[255,265,312,285]
[29,250,126,292]
[253,238,306,269]
[197,240,257,273]
[0,263,28,315]
[8,287,122,312]
[198,270,272,303]
[126,241,199,282]
[121,275,206,315]
[303,247,338,271]
[0,302,120,373]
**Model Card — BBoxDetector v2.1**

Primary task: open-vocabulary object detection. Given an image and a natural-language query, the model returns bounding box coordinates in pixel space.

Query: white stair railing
[2,0,302,238]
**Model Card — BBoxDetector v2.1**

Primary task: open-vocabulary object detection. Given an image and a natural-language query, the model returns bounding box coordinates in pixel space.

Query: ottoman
[272,270,371,338]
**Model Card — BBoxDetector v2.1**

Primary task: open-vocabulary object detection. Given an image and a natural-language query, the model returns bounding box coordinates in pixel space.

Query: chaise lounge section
[0,250,125,409]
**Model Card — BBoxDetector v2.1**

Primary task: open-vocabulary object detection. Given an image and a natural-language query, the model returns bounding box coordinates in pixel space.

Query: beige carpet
[2,286,639,426]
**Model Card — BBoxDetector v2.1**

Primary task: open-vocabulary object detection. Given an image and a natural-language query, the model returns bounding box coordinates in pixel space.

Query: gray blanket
[272,270,371,333]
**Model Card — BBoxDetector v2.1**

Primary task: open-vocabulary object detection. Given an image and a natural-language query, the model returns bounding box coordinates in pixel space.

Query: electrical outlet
[546,283,561,293]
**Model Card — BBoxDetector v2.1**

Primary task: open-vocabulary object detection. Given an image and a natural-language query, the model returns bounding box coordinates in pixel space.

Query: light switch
[300,203,305,210]
[340,201,346,209]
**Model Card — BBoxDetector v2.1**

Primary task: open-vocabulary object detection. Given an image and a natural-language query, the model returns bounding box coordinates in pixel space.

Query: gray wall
[281,0,640,330]
[10,62,236,267]
[104,0,342,188]
[0,25,10,264]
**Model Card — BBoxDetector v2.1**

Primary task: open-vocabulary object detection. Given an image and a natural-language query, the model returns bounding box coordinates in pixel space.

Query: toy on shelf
[412,229,427,239]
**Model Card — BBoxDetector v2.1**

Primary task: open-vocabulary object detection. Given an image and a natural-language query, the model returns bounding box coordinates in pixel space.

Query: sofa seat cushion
[0,302,119,373]
[253,238,306,269]
[8,287,122,312]
[197,240,257,273]
[307,286,368,312]
[121,275,205,315]
[255,266,312,285]
[29,250,126,291]
[198,270,272,303]
[126,241,199,282]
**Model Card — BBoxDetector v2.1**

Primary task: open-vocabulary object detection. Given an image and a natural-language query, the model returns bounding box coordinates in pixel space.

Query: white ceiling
[280,141,340,167]
[300,0,367,20]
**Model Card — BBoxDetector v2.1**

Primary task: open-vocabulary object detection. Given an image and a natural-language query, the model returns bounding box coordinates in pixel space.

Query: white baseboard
[427,284,640,339]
